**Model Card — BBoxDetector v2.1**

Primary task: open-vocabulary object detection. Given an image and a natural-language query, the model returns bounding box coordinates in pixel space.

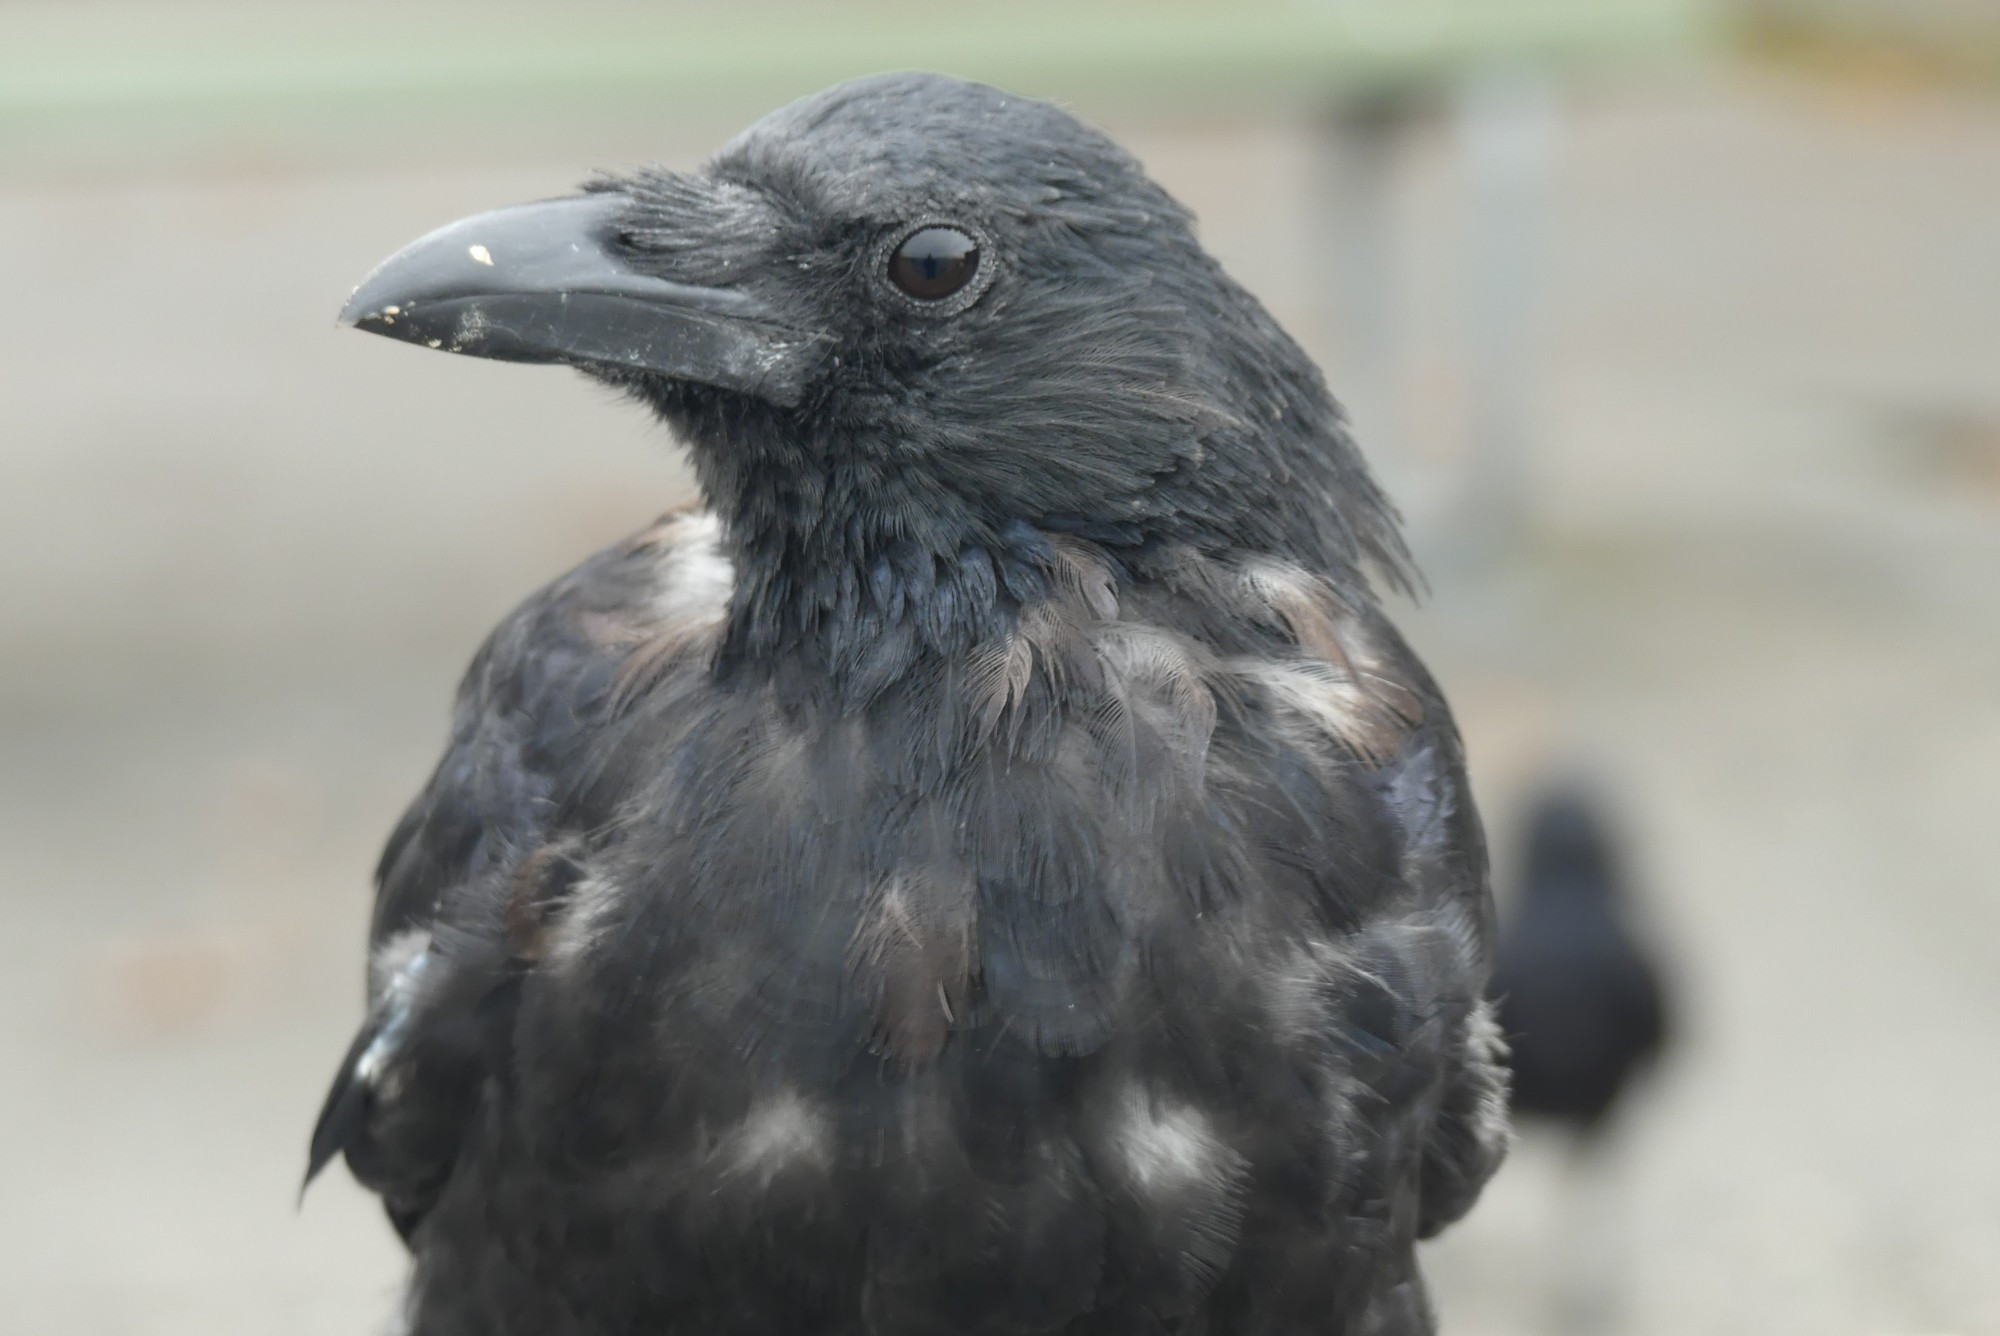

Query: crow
[1491,787,1669,1136]
[1488,790,1669,1334]
[306,72,1507,1336]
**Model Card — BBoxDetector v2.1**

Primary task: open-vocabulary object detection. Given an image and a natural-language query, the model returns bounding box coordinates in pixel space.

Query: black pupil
[890,227,979,300]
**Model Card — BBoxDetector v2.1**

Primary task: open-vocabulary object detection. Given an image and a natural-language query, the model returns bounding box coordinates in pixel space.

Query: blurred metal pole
[1317,92,1415,480]
[1453,64,1557,566]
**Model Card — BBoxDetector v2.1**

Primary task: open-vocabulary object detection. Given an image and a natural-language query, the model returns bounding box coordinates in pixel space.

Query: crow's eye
[889,226,979,301]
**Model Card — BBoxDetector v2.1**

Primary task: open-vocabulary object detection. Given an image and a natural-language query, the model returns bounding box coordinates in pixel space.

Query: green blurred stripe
[1,0,1714,125]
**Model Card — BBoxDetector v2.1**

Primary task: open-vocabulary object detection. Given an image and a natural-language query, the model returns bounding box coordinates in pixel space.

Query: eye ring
[876,218,996,315]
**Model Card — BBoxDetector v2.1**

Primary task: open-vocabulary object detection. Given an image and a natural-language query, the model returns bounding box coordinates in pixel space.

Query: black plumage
[307,73,1507,1335]
[1491,788,1669,1133]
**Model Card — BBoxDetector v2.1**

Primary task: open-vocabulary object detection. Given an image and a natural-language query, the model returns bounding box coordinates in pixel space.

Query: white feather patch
[1230,657,1404,765]
[1263,938,1342,1040]
[1118,1090,1224,1194]
[1462,997,1513,1157]
[368,926,431,999]
[546,874,624,972]
[610,511,736,707]
[649,510,734,626]
[356,934,434,1086]
[726,1090,834,1179]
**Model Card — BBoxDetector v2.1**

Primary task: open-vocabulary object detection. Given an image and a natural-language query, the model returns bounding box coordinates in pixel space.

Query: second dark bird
[1492,787,1670,1137]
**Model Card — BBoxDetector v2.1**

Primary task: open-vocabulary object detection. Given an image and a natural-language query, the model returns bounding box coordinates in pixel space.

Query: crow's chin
[615,372,831,456]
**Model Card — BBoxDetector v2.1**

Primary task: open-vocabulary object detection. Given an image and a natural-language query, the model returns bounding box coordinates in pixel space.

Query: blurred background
[3,2,1997,1333]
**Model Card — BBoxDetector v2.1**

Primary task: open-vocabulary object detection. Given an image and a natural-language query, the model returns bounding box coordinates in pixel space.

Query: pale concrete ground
[2,69,1997,1335]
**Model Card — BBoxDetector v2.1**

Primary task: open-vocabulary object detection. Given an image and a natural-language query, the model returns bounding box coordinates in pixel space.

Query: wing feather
[304,511,731,1238]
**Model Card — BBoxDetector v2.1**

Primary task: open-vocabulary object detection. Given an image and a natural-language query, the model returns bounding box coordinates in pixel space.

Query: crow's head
[1520,787,1628,906]
[344,73,1408,650]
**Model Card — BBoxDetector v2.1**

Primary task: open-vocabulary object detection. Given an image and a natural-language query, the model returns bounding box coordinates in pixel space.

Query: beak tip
[337,293,415,338]
[336,284,370,329]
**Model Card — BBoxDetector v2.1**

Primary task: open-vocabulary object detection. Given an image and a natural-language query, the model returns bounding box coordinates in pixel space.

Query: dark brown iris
[889,226,979,300]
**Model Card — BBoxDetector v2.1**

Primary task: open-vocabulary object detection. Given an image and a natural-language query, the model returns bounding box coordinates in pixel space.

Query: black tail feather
[302,1028,376,1200]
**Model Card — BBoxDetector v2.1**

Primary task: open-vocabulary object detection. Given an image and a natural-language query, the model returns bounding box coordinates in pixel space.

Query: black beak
[338,193,827,406]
